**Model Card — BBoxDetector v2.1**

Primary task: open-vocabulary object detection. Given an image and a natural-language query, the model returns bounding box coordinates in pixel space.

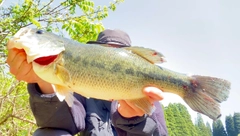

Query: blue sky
[95,0,240,123]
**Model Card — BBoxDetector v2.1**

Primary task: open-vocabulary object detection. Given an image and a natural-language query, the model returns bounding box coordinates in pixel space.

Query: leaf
[24,0,32,5]
[110,2,116,11]
[29,17,41,28]
[90,1,94,7]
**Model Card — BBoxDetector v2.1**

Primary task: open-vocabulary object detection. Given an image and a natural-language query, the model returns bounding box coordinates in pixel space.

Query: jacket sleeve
[110,101,168,136]
[27,83,86,135]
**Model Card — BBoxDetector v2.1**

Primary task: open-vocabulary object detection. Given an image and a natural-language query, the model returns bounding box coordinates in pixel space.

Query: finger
[143,87,164,101]
[118,100,134,118]
[7,49,26,67]
[16,60,32,79]
[124,100,145,116]
[7,49,25,64]
[9,51,27,75]
[7,49,18,65]
[118,100,138,118]
[118,100,145,118]
[7,49,40,83]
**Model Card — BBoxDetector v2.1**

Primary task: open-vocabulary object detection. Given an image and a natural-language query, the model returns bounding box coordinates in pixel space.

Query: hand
[7,48,40,83]
[117,87,164,118]
[7,48,54,94]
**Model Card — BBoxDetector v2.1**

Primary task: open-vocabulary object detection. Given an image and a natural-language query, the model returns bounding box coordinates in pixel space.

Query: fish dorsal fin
[124,46,166,64]
[55,64,71,84]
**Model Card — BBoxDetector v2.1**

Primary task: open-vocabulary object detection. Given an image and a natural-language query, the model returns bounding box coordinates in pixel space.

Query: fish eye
[36,30,44,34]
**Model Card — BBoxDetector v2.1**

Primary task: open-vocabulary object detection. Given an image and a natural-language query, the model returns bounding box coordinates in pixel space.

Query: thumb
[143,87,164,101]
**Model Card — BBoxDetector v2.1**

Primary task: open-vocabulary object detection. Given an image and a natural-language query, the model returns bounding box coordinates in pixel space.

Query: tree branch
[38,0,54,12]
[11,114,36,125]
[0,114,11,125]
[49,5,69,15]
[0,114,36,126]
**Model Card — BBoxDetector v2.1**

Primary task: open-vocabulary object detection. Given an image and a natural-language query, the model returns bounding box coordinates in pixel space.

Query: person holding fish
[7,29,168,136]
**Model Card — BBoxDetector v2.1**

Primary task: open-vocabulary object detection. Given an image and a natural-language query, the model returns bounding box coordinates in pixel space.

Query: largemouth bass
[7,28,231,120]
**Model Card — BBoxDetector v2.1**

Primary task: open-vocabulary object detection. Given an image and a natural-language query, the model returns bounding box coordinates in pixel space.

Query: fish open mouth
[34,55,58,65]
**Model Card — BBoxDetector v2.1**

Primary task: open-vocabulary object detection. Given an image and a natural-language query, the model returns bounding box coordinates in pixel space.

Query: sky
[94,0,240,124]
[2,0,240,124]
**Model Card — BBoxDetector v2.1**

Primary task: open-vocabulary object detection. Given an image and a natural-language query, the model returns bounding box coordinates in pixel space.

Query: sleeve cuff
[27,83,59,102]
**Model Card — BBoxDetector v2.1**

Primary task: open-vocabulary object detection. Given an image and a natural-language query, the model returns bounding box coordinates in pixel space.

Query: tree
[206,122,212,136]
[164,103,194,136]
[164,103,177,136]
[0,0,123,135]
[172,104,191,135]
[176,103,198,136]
[234,112,240,135]
[212,119,228,136]
[0,67,35,136]
[226,115,236,136]
[0,0,124,59]
[195,113,211,136]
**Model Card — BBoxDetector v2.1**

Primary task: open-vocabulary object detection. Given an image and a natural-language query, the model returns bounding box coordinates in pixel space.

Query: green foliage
[195,113,211,136]
[0,0,123,135]
[164,103,239,136]
[172,103,191,136]
[206,122,212,136]
[212,119,228,136]
[177,104,198,136]
[0,0,124,56]
[226,115,236,136]
[234,112,240,135]
[164,103,198,136]
[164,103,177,136]
[58,0,124,43]
[0,66,37,135]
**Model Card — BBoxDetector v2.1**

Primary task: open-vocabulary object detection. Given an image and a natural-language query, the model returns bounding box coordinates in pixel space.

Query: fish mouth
[8,27,66,64]
[34,55,58,65]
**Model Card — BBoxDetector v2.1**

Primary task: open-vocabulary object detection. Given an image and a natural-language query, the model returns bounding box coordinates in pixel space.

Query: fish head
[7,27,67,84]
[7,27,65,63]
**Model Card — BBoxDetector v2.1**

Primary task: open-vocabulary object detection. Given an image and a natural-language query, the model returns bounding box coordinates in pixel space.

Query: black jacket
[28,83,168,136]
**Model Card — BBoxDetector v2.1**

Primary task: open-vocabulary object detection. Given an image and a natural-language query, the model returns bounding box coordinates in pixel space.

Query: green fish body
[8,28,231,120]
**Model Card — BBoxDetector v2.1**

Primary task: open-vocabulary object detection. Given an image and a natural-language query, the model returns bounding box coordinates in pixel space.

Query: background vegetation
[163,103,240,136]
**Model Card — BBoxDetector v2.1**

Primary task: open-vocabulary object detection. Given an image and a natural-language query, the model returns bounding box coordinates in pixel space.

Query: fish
[7,27,231,120]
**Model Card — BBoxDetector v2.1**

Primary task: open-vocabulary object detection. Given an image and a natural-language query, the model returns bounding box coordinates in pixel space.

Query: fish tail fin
[126,97,156,115]
[52,84,74,107]
[183,75,230,120]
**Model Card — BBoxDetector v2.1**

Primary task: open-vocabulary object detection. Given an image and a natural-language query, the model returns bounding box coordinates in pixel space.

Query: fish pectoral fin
[55,64,71,84]
[124,46,166,64]
[52,84,74,107]
[126,97,155,115]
